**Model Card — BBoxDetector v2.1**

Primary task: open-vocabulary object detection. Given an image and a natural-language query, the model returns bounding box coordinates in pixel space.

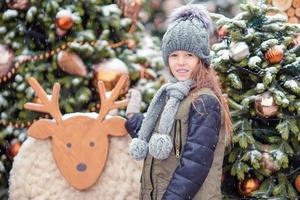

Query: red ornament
[295,174,300,192]
[8,139,21,158]
[218,26,229,38]
[265,45,284,64]
[56,10,74,31]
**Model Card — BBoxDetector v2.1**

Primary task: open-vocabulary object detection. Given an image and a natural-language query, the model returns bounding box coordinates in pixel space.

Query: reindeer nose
[77,163,87,172]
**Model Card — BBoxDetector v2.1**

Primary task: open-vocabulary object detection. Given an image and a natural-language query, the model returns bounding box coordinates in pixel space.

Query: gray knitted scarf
[129,77,195,160]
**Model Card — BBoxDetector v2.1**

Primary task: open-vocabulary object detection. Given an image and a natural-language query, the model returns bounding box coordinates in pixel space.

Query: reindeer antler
[97,75,129,122]
[24,77,63,123]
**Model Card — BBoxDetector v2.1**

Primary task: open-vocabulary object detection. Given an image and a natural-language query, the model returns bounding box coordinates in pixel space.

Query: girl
[125,4,232,200]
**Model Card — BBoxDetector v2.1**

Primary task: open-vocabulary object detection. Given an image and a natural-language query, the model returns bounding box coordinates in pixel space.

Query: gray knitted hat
[162,4,214,67]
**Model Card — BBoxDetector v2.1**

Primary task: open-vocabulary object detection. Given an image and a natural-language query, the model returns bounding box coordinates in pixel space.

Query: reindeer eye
[66,143,72,148]
[89,142,95,147]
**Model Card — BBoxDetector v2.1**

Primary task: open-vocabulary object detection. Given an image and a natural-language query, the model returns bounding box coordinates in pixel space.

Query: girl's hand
[125,88,142,118]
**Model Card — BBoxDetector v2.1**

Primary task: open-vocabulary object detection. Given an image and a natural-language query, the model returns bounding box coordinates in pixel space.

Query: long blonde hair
[191,62,233,145]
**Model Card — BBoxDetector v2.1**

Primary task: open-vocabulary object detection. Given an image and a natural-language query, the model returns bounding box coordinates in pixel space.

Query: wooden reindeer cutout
[24,75,128,190]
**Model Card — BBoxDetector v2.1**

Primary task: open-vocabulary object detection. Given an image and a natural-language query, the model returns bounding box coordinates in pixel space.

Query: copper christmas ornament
[265,45,284,64]
[6,0,30,10]
[57,51,87,77]
[255,92,279,118]
[294,174,300,192]
[93,58,130,96]
[0,45,15,78]
[8,139,21,158]
[238,177,260,197]
[56,10,74,31]
[117,0,142,21]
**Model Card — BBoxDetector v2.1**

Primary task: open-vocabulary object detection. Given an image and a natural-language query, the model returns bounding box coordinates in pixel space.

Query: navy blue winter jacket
[125,94,221,199]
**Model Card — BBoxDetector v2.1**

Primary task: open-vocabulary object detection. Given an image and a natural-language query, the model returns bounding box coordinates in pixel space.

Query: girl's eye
[170,54,177,57]
[187,53,194,57]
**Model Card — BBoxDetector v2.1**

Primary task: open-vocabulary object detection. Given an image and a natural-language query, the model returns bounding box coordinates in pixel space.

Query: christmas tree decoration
[255,92,279,118]
[265,45,284,64]
[229,42,250,62]
[260,152,277,173]
[56,10,74,31]
[57,51,88,77]
[117,0,142,22]
[139,66,156,80]
[93,58,130,96]
[7,139,21,158]
[294,174,300,192]
[238,177,260,197]
[6,0,30,10]
[292,33,300,46]
[0,45,14,78]
[218,25,229,38]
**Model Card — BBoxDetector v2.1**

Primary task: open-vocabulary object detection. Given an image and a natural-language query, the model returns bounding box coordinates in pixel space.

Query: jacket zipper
[150,157,154,199]
[175,120,182,158]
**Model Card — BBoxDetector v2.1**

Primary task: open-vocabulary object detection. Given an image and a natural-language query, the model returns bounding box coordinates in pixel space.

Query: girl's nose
[177,55,186,65]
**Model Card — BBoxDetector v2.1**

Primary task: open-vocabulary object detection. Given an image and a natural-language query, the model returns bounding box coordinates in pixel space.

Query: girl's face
[168,50,200,81]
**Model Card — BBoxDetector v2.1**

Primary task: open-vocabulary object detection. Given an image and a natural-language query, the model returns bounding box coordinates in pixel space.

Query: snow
[255,83,265,91]
[284,80,298,89]
[56,9,73,19]
[3,10,18,19]
[71,78,81,86]
[102,4,121,17]
[250,150,261,163]
[249,56,262,67]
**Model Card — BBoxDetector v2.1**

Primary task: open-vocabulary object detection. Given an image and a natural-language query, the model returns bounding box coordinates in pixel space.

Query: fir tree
[211,0,300,198]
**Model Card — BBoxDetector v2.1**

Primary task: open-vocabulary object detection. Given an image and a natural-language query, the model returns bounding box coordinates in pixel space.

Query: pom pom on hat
[167,4,214,35]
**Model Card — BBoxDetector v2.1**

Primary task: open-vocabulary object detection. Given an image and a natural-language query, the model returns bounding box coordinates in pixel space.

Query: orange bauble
[8,139,21,158]
[265,45,284,64]
[295,174,300,192]
[218,26,229,38]
[93,58,130,96]
[238,177,260,197]
[56,10,74,31]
